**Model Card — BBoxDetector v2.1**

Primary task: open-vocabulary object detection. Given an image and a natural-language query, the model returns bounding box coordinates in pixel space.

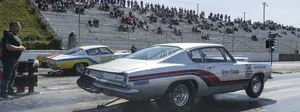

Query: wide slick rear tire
[155,81,196,112]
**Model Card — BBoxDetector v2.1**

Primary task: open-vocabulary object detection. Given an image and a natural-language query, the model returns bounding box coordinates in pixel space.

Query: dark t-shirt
[1,31,22,59]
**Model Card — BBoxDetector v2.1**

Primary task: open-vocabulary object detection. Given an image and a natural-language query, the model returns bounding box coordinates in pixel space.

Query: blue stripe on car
[56,57,99,64]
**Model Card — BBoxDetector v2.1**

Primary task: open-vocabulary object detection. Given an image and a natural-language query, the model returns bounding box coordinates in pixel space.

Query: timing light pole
[197,4,199,15]
[243,12,246,21]
[263,2,268,24]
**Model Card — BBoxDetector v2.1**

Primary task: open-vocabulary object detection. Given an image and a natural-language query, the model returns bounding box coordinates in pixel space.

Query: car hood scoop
[87,58,148,73]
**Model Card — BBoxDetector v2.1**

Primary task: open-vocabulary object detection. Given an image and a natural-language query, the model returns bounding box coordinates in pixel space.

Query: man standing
[0,22,26,99]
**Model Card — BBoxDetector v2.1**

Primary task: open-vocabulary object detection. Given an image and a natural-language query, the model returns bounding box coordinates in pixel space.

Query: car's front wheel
[246,75,264,98]
[155,81,196,112]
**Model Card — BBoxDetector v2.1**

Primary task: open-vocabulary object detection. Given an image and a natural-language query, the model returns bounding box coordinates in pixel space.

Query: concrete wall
[279,54,300,61]
[23,50,279,62]
[231,52,279,62]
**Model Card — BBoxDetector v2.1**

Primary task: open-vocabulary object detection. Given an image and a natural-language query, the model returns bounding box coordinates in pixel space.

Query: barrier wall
[22,50,279,62]
[231,52,279,62]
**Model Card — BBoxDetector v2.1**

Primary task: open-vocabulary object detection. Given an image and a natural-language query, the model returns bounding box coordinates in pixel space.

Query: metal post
[263,2,267,24]
[197,4,199,15]
[181,35,183,43]
[243,12,246,21]
[270,50,273,66]
[297,39,299,50]
[232,34,235,52]
[78,11,81,45]
[127,31,130,50]
[223,27,225,45]
[222,34,225,45]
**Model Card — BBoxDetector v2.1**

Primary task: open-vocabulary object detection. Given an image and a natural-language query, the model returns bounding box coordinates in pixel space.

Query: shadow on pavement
[72,94,277,112]
[39,71,79,77]
[0,92,40,101]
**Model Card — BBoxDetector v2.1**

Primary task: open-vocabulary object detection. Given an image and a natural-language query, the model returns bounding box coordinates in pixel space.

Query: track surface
[0,61,299,112]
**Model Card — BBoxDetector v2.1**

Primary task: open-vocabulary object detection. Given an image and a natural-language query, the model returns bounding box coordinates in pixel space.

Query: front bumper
[47,63,61,70]
[77,75,142,100]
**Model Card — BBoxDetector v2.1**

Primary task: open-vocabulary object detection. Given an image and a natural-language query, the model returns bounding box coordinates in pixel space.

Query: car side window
[218,48,234,62]
[200,48,227,63]
[188,49,204,63]
[86,48,101,56]
[99,47,113,55]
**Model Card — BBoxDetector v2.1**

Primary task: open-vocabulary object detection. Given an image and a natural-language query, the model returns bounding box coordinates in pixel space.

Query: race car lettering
[222,70,230,76]
[254,66,266,69]
[245,71,253,78]
[245,64,252,70]
[100,56,118,63]
[222,69,239,76]
[230,69,239,75]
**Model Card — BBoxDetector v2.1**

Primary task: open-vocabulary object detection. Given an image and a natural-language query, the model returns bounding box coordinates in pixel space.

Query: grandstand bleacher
[33,0,300,54]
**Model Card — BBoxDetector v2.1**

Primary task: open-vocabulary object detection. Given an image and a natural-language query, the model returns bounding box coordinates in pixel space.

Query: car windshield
[62,48,83,55]
[125,46,182,60]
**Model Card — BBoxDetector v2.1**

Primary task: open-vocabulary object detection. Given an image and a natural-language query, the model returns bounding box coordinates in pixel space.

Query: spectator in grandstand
[1,22,26,99]
[220,14,223,21]
[93,19,99,27]
[88,19,92,27]
[157,26,162,35]
[127,0,130,7]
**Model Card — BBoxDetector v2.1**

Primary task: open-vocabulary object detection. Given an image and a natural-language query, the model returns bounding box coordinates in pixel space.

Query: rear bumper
[77,75,142,100]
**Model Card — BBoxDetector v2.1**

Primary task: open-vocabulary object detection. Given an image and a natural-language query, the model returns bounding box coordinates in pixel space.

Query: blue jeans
[0,57,18,97]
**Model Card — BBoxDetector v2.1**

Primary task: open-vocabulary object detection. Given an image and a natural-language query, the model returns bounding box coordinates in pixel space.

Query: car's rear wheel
[74,63,87,75]
[155,81,196,112]
[246,75,264,98]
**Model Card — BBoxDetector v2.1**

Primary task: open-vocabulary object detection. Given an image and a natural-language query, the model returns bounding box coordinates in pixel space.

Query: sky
[142,0,299,28]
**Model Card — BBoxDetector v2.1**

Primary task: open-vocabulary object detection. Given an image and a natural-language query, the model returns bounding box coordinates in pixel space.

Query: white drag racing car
[77,43,272,112]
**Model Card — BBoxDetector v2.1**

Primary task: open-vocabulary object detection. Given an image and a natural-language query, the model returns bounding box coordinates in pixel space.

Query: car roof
[78,45,108,50]
[156,43,223,50]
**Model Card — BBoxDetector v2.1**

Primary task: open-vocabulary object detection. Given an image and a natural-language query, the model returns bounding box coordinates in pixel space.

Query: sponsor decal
[230,69,240,75]
[134,80,149,86]
[245,64,252,70]
[245,71,253,78]
[222,70,230,76]
[254,65,266,69]
[222,69,239,76]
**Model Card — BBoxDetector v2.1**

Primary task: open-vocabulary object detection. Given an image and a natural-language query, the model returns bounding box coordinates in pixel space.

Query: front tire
[155,81,196,112]
[246,75,264,98]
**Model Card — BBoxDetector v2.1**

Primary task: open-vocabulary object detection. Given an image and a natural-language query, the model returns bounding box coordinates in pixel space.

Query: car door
[98,47,117,63]
[200,47,247,93]
[85,48,102,63]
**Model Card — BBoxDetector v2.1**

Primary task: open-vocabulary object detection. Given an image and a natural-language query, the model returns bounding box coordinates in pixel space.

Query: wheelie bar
[97,98,122,109]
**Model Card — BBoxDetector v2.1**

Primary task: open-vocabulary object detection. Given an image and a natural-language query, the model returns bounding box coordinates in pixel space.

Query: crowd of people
[36,0,300,41]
